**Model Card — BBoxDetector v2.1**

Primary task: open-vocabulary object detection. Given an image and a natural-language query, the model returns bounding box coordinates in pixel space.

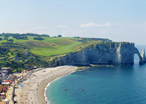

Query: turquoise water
[45,45,146,104]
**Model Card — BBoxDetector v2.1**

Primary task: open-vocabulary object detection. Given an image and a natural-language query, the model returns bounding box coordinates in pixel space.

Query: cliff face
[56,42,143,66]
[141,49,146,63]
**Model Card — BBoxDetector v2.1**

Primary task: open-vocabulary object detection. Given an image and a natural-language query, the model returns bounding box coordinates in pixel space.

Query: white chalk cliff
[56,42,144,66]
[141,49,146,63]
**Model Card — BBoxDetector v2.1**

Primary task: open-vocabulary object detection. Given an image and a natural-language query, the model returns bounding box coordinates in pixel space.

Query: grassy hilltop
[0,36,80,56]
[0,33,112,72]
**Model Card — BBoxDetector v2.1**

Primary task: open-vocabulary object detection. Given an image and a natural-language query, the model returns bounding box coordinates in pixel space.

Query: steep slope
[56,42,143,66]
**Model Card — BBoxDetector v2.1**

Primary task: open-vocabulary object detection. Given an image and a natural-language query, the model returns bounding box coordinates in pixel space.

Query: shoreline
[15,65,77,104]
[44,75,65,103]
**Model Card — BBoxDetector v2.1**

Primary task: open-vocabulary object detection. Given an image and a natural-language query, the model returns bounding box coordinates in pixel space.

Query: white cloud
[80,22,98,27]
[58,25,68,28]
[80,22,113,27]
[104,22,112,26]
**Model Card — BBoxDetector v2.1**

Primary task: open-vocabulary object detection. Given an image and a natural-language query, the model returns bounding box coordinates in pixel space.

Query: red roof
[5,80,11,82]
[2,89,6,91]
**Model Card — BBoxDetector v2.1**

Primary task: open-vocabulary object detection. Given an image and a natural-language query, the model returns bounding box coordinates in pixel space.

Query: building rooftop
[2,70,8,73]
[1,67,11,70]
[13,56,20,61]
[1,67,8,69]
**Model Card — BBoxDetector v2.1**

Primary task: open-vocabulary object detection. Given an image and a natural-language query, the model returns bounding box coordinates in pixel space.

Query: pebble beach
[14,66,77,104]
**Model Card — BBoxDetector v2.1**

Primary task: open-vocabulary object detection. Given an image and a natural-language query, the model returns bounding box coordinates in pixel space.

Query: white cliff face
[118,43,135,64]
[141,49,146,62]
[116,43,122,63]
[56,42,143,66]
[135,48,143,64]
[57,51,89,66]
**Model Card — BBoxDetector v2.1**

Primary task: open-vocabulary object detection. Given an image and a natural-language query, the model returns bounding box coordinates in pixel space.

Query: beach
[14,66,77,104]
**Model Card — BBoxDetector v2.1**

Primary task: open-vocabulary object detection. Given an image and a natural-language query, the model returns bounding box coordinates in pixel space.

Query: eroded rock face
[56,42,144,66]
[141,49,146,63]
[135,48,144,65]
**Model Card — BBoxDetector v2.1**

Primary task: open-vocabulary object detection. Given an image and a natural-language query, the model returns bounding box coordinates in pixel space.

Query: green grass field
[30,41,80,56]
[0,36,81,56]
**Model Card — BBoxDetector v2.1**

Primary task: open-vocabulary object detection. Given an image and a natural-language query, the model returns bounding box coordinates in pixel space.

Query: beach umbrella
[3,99,9,103]
[14,98,17,102]
[0,93,5,95]
[5,80,11,82]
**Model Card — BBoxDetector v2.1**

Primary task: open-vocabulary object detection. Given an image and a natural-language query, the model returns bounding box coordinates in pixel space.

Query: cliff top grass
[73,41,122,52]
[73,41,102,52]
[0,36,81,56]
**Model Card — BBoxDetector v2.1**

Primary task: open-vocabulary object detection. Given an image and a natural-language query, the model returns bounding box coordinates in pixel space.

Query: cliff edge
[56,42,144,66]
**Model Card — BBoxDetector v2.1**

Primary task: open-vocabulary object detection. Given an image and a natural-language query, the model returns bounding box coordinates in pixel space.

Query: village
[0,66,37,104]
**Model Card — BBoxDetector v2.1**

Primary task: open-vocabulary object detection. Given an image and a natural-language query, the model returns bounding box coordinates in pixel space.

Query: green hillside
[0,36,80,56]
[0,33,112,72]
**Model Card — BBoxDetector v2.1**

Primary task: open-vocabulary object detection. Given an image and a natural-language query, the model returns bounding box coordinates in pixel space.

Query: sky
[0,0,146,45]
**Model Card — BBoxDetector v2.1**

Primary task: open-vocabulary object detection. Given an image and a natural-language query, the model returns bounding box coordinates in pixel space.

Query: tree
[58,35,62,37]
[4,37,8,40]
[33,36,44,40]
[41,34,50,37]
[7,39,14,42]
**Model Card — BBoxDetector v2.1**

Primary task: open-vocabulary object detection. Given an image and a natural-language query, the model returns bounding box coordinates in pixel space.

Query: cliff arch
[134,48,143,65]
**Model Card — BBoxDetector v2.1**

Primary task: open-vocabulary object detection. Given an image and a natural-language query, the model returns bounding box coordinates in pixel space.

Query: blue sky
[0,0,146,45]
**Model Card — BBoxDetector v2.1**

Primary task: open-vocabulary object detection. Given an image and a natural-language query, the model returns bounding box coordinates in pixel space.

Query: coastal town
[0,65,77,104]
[0,67,33,104]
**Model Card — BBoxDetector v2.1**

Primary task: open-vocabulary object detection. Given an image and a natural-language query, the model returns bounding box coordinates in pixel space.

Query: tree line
[0,33,63,41]
[0,33,50,40]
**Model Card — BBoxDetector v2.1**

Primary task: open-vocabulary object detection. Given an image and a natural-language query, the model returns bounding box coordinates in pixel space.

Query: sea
[45,45,146,104]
